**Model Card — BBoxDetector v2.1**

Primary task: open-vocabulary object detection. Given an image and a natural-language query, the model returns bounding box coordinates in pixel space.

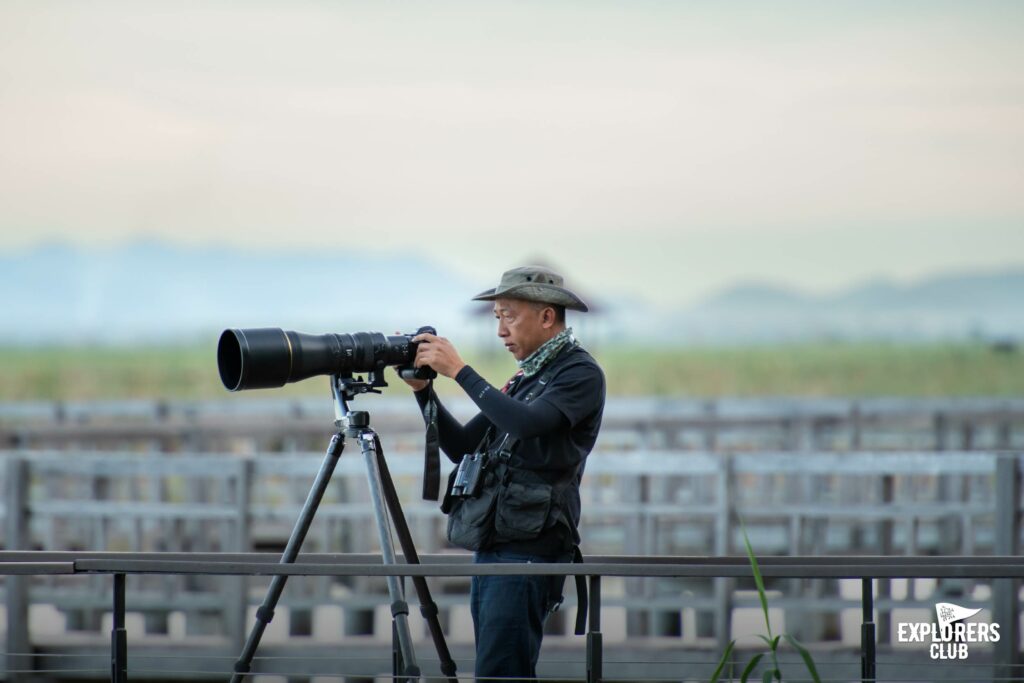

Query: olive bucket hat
[471,265,589,312]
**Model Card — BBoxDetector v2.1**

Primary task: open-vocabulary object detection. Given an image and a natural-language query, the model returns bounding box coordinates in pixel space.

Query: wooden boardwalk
[0,397,1021,680]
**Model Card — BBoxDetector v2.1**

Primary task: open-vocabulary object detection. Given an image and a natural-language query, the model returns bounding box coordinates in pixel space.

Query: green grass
[0,341,1020,401]
[597,342,1024,396]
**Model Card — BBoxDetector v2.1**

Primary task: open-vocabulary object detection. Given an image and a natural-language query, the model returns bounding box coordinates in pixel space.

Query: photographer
[403,265,605,680]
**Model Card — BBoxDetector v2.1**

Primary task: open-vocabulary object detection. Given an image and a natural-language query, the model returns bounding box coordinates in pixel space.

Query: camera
[217,326,437,391]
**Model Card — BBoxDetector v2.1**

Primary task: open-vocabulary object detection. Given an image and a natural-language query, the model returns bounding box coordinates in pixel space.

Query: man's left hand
[412,333,467,379]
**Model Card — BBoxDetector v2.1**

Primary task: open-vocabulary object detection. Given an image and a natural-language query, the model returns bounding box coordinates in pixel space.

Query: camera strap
[421,381,441,501]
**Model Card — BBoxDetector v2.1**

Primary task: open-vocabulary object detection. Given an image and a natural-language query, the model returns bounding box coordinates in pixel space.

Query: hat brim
[472,283,589,312]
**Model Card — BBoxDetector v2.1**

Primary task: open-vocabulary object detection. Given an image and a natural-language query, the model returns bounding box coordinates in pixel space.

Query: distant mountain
[2,242,1021,344]
[684,267,1024,342]
[831,270,1024,311]
[0,241,483,343]
[697,282,811,310]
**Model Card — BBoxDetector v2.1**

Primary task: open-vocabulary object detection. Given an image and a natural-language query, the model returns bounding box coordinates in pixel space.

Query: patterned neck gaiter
[518,327,578,377]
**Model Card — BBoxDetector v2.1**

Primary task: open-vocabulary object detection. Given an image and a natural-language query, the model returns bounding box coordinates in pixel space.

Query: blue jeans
[471,549,569,681]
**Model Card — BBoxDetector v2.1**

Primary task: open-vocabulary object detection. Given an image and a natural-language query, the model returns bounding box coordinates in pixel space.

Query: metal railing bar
[439,677,585,682]
[876,662,1024,668]
[2,652,108,658]
[5,653,1004,666]
[7,652,1016,667]
[6,550,1023,566]
[30,652,441,663]
[125,670,586,681]
[3,669,107,675]
[0,550,474,563]
[0,561,74,574]
[68,558,1024,579]
[2,592,983,614]
[112,572,127,682]
[3,552,1020,681]
[600,660,853,666]
[861,575,876,682]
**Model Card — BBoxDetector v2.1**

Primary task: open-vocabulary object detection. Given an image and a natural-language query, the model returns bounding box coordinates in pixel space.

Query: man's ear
[542,306,556,329]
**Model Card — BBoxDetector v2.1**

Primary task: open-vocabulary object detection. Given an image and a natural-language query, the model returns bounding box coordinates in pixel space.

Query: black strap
[421,382,440,501]
[573,546,588,635]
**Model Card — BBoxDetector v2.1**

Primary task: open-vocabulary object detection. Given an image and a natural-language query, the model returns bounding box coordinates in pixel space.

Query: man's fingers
[412,333,439,343]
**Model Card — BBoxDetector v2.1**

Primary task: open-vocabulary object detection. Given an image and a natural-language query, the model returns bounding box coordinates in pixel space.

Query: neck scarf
[518,327,578,377]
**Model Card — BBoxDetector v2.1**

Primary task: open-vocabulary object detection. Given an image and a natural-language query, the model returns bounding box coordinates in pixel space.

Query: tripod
[230,372,457,682]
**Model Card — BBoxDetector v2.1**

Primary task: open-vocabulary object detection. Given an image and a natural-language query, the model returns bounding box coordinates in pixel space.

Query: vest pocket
[495,479,553,541]
[446,486,498,551]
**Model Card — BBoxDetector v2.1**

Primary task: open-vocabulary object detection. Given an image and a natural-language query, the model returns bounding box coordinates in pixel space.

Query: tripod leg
[356,430,421,680]
[230,432,346,683]
[373,436,459,682]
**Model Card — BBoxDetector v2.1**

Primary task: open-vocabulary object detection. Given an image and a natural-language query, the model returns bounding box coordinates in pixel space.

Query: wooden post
[5,456,31,682]
[714,455,734,655]
[933,413,948,451]
[227,459,253,653]
[624,472,648,636]
[996,418,1012,450]
[703,400,718,451]
[850,401,863,450]
[960,421,975,450]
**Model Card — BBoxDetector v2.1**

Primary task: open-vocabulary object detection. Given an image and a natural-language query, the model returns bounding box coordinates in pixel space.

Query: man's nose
[497,322,509,337]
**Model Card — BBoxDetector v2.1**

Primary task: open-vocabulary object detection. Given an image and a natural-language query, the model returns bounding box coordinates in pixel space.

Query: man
[402,265,605,680]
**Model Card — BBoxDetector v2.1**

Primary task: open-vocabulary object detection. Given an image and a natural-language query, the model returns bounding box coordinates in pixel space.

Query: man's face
[493,298,556,361]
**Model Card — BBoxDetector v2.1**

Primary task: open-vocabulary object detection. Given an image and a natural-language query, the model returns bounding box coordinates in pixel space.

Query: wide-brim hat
[471,265,589,312]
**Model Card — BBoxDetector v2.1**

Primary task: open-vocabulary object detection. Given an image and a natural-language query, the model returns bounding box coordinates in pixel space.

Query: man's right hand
[402,373,429,392]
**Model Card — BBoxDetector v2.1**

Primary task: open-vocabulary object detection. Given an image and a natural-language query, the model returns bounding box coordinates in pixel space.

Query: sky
[1,1,1022,307]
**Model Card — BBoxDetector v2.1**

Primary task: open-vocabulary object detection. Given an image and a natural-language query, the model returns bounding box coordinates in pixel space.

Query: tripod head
[330,366,440,503]
[331,372,386,429]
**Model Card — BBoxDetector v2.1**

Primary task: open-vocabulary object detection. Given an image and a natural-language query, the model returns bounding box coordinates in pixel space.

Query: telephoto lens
[217,326,435,391]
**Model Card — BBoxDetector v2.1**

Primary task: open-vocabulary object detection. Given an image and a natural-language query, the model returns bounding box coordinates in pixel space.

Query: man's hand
[399,373,430,392]
[412,333,467,380]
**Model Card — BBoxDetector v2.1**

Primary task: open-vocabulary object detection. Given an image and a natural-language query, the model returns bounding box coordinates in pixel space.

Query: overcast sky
[1,1,1022,306]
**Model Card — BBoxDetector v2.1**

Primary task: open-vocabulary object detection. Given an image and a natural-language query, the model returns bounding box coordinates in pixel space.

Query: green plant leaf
[740,517,773,640]
[761,669,779,683]
[709,639,736,683]
[757,634,781,651]
[740,653,765,683]
[784,633,823,683]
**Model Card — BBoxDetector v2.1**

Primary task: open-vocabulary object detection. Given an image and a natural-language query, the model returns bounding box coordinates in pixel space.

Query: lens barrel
[217,328,423,391]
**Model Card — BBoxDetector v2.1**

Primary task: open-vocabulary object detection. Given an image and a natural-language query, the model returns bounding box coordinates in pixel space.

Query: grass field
[0,341,1020,401]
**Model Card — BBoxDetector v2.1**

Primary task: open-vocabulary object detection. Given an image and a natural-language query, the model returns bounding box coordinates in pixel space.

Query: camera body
[395,328,437,381]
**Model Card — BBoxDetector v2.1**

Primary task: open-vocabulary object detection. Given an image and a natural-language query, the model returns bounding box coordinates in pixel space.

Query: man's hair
[531,301,566,324]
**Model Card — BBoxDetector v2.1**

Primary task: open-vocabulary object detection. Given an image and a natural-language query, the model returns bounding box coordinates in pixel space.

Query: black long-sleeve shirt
[414,365,568,463]
[415,345,606,554]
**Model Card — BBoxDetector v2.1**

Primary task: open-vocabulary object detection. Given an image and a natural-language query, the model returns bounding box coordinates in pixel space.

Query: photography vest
[440,352,591,554]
